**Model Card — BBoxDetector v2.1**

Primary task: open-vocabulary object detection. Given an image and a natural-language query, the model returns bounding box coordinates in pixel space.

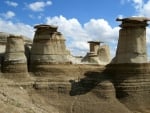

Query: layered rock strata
[105,63,150,112]
[0,32,32,72]
[2,35,27,73]
[106,17,150,112]
[30,25,71,71]
[114,17,150,63]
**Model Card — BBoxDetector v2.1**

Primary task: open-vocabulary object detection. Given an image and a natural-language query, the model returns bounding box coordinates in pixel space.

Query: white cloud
[128,0,150,17]
[46,15,90,55]
[0,11,15,19]
[131,0,143,10]
[46,15,119,57]
[0,18,34,38]
[140,0,150,17]
[117,14,124,19]
[28,1,52,12]
[5,1,18,7]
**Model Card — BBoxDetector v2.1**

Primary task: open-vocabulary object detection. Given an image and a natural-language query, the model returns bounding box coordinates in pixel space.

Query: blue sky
[0,0,150,58]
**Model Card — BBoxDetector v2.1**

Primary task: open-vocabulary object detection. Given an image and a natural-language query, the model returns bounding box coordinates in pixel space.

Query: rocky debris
[113,17,150,63]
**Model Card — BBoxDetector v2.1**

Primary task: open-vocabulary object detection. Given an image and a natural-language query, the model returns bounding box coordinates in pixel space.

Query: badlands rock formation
[30,24,71,71]
[114,17,150,63]
[2,35,27,73]
[0,17,150,113]
[105,17,150,112]
[82,41,111,64]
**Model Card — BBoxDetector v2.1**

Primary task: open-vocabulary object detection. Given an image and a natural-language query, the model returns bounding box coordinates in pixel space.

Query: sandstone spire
[114,17,150,63]
[30,24,71,71]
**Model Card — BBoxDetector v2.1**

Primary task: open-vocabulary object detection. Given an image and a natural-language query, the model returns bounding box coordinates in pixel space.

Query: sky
[0,0,150,58]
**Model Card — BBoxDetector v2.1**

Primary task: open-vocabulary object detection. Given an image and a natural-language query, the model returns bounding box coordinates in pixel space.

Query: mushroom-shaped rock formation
[105,17,150,112]
[114,17,150,63]
[30,24,71,72]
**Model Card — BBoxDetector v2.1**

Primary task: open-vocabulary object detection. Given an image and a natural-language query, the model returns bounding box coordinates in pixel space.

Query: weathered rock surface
[0,65,132,113]
[2,35,27,73]
[98,45,111,64]
[0,32,32,72]
[114,17,150,63]
[106,17,150,113]
[105,63,150,113]
[30,25,71,71]
[82,41,111,65]
[0,17,150,113]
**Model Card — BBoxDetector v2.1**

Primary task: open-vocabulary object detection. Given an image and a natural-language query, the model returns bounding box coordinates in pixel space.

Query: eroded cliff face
[0,65,132,113]
[0,17,150,113]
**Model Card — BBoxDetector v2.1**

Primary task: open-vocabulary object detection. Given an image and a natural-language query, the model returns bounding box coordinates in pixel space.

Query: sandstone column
[82,41,101,64]
[106,17,150,112]
[114,17,150,63]
[30,25,71,71]
[88,41,101,55]
[2,35,27,72]
[82,41,110,64]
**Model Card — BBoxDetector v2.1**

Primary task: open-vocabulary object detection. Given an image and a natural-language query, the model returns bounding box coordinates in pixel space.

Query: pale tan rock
[114,17,150,63]
[0,32,32,72]
[98,45,111,64]
[30,24,71,65]
[82,41,110,65]
[3,35,27,72]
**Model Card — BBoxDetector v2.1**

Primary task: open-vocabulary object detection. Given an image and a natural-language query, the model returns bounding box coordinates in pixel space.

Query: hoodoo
[114,17,150,63]
[106,17,150,112]
[82,41,110,64]
[2,35,27,72]
[30,24,71,71]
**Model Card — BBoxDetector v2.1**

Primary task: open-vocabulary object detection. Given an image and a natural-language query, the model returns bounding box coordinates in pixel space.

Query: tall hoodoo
[114,17,150,63]
[2,35,27,72]
[105,17,150,112]
[30,24,71,71]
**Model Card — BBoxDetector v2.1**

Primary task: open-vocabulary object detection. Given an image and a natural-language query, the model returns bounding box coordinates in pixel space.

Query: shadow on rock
[69,71,111,96]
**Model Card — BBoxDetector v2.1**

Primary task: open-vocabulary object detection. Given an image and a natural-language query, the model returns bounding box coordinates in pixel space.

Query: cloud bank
[46,15,120,56]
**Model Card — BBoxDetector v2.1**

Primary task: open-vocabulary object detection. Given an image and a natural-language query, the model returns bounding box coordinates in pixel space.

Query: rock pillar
[30,25,71,71]
[106,17,150,112]
[114,17,150,63]
[82,41,101,64]
[82,41,110,65]
[2,35,27,73]
[88,41,101,55]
